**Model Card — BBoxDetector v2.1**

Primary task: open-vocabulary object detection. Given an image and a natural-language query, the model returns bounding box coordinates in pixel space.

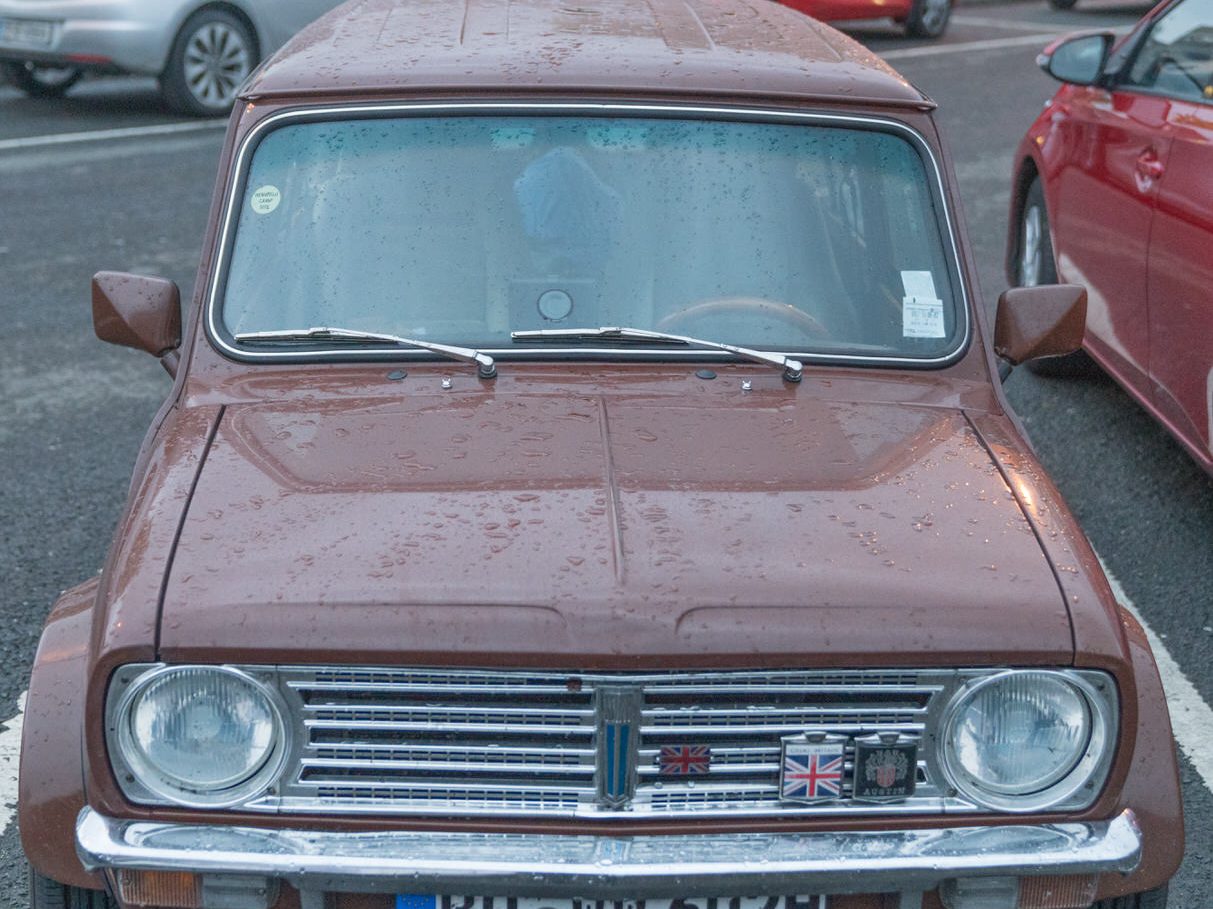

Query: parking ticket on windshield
[900,270,945,338]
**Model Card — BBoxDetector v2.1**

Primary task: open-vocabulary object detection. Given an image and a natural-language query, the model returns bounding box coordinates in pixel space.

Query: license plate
[0,18,55,49]
[397,898,825,909]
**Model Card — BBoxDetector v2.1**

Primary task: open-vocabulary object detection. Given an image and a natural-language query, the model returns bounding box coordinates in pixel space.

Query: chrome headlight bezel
[939,669,1117,813]
[107,664,290,809]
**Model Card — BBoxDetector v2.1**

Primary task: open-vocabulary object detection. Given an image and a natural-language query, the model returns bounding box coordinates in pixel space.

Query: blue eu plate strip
[397,896,438,909]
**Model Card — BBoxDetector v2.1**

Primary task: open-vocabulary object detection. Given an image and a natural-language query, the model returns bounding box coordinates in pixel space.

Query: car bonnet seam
[153,404,227,659]
[961,409,1078,665]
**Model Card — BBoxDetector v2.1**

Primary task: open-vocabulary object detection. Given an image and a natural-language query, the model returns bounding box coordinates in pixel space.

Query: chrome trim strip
[203,101,973,370]
[77,807,1141,898]
[303,719,594,733]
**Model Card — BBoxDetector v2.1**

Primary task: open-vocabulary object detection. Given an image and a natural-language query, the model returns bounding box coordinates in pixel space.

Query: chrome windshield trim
[77,806,1140,897]
[204,101,973,370]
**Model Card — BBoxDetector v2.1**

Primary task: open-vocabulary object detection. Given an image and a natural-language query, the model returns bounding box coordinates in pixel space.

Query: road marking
[950,13,1086,31]
[0,120,225,153]
[1100,557,1213,793]
[881,32,1060,59]
[0,692,26,835]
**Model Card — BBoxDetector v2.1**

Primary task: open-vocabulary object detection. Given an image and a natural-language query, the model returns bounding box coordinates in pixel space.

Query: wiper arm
[511,326,802,383]
[235,327,496,379]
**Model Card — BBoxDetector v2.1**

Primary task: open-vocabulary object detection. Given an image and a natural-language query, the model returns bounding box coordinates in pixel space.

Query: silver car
[0,0,342,115]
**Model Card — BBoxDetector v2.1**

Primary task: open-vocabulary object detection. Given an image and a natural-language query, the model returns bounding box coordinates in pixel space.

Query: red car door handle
[1136,150,1165,180]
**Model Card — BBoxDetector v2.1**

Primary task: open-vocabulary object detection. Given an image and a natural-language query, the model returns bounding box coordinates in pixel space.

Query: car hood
[159,391,1072,665]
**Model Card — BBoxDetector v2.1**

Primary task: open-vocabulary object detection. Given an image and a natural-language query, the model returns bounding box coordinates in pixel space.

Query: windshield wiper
[235,327,496,379]
[511,326,803,383]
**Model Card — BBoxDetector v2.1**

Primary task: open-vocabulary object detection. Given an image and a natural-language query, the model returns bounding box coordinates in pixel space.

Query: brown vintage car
[18,1,1183,908]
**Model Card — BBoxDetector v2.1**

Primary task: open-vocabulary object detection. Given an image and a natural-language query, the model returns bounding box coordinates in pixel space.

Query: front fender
[19,577,104,889]
[1096,605,1185,899]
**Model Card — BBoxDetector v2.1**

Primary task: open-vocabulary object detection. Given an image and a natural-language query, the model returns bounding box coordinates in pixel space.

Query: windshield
[217,112,964,363]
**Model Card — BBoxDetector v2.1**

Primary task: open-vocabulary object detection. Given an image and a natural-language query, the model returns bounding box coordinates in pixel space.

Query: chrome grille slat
[304,719,595,736]
[263,667,965,818]
[641,722,925,736]
[294,779,597,795]
[292,681,580,696]
[304,704,593,723]
[640,703,921,713]
[311,743,596,759]
[302,757,595,777]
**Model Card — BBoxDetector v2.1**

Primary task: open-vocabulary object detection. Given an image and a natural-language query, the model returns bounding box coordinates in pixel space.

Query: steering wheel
[655,297,830,340]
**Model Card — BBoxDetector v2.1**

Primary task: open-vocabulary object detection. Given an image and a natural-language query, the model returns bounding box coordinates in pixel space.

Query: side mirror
[994,284,1087,376]
[1038,32,1114,86]
[92,272,182,374]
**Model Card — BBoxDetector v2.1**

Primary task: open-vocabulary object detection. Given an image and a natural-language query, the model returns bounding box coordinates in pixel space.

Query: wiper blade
[235,327,496,379]
[511,326,802,383]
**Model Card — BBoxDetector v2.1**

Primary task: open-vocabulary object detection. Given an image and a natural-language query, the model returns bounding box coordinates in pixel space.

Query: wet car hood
[159,392,1072,665]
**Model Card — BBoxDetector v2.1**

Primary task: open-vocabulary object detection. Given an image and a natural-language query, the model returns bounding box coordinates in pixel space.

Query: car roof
[243,0,930,109]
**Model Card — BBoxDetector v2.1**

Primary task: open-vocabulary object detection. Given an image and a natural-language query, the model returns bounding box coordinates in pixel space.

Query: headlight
[941,670,1115,812]
[114,665,287,807]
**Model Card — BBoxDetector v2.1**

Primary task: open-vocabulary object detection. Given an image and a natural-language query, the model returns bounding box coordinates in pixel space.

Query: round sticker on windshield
[250,185,281,215]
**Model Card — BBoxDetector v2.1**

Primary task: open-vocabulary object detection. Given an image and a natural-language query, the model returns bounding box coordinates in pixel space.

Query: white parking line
[950,13,1083,31]
[1100,557,1213,793]
[0,120,225,153]
[0,692,26,835]
[881,32,1060,59]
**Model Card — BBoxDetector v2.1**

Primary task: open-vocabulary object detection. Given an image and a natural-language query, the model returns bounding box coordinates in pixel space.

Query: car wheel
[1017,176,1094,376]
[1047,0,1079,8]
[1093,885,1169,909]
[1,61,83,98]
[29,869,117,909]
[904,0,952,38]
[1017,177,1056,288]
[160,7,257,117]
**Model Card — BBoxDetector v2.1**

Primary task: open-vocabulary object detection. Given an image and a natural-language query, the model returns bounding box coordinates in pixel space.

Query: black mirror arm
[160,349,181,377]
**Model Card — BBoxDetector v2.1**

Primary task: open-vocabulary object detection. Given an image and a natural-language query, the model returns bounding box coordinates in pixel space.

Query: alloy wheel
[182,21,251,109]
[1019,204,1043,287]
[918,0,951,35]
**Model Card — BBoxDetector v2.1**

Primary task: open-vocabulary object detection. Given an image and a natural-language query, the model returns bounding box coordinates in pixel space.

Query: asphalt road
[0,1,1210,905]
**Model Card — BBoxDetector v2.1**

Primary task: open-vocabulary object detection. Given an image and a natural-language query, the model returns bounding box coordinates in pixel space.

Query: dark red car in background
[776,0,953,38]
[1009,0,1213,477]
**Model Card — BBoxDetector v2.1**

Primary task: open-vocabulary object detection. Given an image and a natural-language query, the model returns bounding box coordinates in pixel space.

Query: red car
[775,0,953,38]
[1009,0,1213,477]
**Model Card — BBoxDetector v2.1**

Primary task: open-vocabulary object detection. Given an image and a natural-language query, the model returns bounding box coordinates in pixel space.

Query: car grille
[250,667,975,818]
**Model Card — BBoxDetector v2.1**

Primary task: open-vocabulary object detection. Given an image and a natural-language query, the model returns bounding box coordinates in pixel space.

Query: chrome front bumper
[78,807,1141,901]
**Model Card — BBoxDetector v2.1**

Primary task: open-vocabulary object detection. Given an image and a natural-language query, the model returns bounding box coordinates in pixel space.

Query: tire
[1016,176,1094,376]
[1048,0,1079,8]
[29,869,117,909]
[1093,885,1169,909]
[1,61,83,98]
[159,7,257,117]
[905,0,953,38]
[1017,177,1057,288]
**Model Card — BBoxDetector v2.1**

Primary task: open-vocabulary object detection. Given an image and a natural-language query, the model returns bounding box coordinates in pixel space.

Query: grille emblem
[780,732,848,803]
[658,744,712,775]
[852,732,919,802]
[595,686,642,809]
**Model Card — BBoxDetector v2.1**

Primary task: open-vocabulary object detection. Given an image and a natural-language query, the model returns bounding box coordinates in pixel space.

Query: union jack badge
[852,732,919,802]
[780,733,847,803]
[658,744,712,775]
